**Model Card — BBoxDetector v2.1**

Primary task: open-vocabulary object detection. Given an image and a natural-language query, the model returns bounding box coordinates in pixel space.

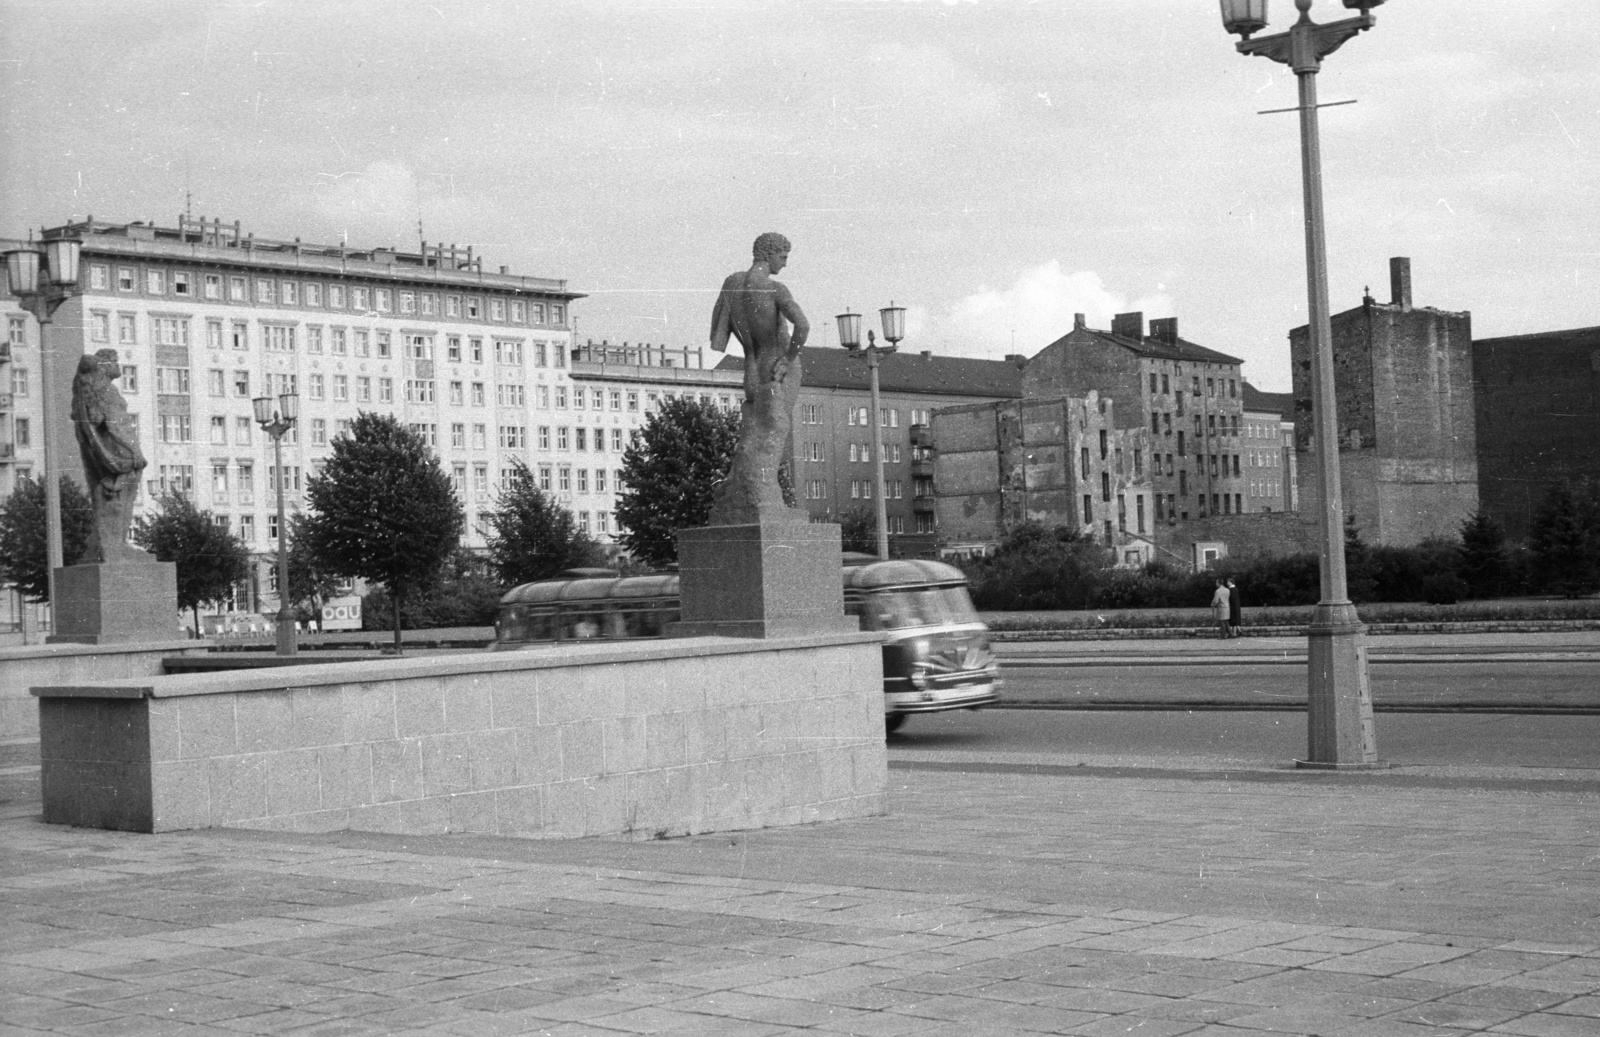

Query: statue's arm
[776,284,809,349]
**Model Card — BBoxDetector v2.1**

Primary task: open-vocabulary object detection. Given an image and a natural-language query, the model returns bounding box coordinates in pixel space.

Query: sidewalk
[3,739,1597,1035]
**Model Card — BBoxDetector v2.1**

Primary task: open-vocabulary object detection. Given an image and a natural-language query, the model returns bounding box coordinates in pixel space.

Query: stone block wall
[1,641,205,744]
[34,634,888,839]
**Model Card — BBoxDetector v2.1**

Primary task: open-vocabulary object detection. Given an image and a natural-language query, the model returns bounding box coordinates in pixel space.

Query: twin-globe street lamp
[1220,0,1384,768]
[834,304,906,560]
[3,237,83,631]
[252,391,300,656]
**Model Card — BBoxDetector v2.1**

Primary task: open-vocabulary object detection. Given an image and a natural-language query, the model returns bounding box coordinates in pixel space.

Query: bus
[494,559,1000,732]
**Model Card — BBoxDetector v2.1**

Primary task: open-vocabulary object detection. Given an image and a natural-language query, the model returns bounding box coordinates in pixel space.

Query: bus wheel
[885,713,906,735]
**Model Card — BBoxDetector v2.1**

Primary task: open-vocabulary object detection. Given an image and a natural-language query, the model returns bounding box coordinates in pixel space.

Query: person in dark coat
[1227,578,1243,638]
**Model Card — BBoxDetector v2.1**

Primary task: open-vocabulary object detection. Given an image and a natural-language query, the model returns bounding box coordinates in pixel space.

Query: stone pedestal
[1297,601,1383,770]
[674,510,857,638]
[50,560,179,645]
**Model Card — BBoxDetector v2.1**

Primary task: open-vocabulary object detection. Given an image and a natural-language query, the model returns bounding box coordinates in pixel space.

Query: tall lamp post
[835,304,905,560]
[252,391,299,656]
[3,237,83,631]
[1220,0,1382,768]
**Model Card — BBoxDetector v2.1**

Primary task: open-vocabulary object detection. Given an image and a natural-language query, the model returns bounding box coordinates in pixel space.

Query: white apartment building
[0,218,750,621]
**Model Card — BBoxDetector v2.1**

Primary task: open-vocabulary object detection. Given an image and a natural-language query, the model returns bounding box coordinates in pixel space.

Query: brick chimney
[1149,317,1178,344]
[1389,257,1412,311]
[1005,354,1027,368]
[1073,312,1086,330]
[1111,312,1144,340]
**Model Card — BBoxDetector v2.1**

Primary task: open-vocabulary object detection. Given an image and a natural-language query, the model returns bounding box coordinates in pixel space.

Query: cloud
[910,260,1174,359]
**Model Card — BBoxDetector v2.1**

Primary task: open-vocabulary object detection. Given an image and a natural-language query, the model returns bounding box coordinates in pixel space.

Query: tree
[0,475,94,602]
[838,505,877,555]
[286,512,343,630]
[132,491,252,632]
[959,522,1111,611]
[615,397,740,569]
[486,458,604,587]
[1457,509,1507,599]
[299,412,464,651]
[361,548,502,631]
[1528,483,1600,598]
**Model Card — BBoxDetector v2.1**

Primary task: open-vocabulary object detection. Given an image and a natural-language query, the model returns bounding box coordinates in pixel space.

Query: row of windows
[87,263,567,326]
[798,403,931,427]
[1150,411,1244,438]
[473,509,613,537]
[1147,371,1239,400]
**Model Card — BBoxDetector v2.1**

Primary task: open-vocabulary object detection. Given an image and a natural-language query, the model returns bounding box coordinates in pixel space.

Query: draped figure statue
[71,348,149,563]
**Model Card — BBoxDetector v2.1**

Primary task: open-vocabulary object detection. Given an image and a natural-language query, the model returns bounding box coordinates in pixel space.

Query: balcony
[910,458,935,477]
[909,425,935,448]
[911,495,936,514]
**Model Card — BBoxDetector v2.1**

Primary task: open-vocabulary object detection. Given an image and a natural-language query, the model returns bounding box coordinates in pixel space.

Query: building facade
[1,217,678,620]
[1241,382,1297,514]
[1472,324,1600,541]
[935,391,1159,565]
[717,347,1023,557]
[1290,258,1477,546]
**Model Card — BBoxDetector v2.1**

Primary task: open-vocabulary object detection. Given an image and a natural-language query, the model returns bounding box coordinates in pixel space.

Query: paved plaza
[2,734,1598,1036]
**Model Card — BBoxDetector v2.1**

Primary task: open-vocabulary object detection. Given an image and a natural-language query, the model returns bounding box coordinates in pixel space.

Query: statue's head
[94,348,122,380]
[752,232,791,268]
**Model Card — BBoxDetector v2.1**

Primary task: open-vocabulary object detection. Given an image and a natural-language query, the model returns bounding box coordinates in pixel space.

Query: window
[1082,495,1092,524]
[228,276,246,301]
[474,465,489,493]
[496,384,525,407]
[376,331,391,358]
[1152,412,1160,434]
[90,264,110,290]
[627,391,639,412]
[575,428,587,451]
[551,304,565,325]
[538,465,552,491]
[495,339,522,365]
[511,300,525,322]
[576,468,588,493]
[156,367,190,394]
[281,281,298,306]
[256,278,275,304]
[208,369,226,397]
[533,341,548,367]
[470,337,483,363]
[1118,494,1127,532]
[1149,373,1158,394]
[235,416,252,445]
[408,334,431,361]
[473,424,487,449]
[306,326,323,353]
[558,466,571,492]
[121,366,137,393]
[311,418,327,445]
[354,329,370,357]
[490,298,505,321]
[88,312,109,342]
[152,316,190,346]
[145,269,166,295]
[554,343,565,368]
[451,423,465,448]
[309,373,325,400]
[557,427,569,450]
[12,417,28,446]
[379,377,393,403]
[555,386,568,409]
[333,375,348,401]
[357,376,371,402]
[472,382,485,406]
[1102,472,1111,502]
[499,425,526,448]
[328,285,346,308]
[1099,428,1108,459]
[1136,495,1146,534]
[446,295,460,318]
[263,324,294,352]
[374,288,391,312]
[159,414,192,442]
[1080,447,1090,479]
[306,283,322,307]
[610,428,623,452]
[449,381,464,406]
[609,389,622,411]
[331,328,347,355]
[420,293,435,316]
[466,297,481,319]
[595,469,607,493]
[399,291,415,315]
[231,322,248,350]
[405,380,435,404]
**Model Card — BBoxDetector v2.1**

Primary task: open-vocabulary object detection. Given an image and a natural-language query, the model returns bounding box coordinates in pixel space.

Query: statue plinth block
[673,514,857,639]
[50,561,179,645]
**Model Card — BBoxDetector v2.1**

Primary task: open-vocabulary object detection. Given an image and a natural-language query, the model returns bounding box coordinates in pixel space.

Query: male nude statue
[71,348,149,563]
[707,232,811,523]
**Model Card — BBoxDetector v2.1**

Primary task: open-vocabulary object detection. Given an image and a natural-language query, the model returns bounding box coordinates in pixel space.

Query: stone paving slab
[1,763,1597,1035]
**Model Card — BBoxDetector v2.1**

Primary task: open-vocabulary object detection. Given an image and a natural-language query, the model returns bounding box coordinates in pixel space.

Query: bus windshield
[868,584,980,630]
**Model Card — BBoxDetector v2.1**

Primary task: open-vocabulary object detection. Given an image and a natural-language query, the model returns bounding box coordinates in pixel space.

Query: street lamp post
[253,391,300,656]
[1221,0,1383,768]
[3,237,83,634]
[835,304,905,560]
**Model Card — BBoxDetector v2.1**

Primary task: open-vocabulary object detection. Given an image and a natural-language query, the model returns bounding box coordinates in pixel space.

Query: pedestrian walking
[1227,578,1243,638]
[1210,579,1232,639]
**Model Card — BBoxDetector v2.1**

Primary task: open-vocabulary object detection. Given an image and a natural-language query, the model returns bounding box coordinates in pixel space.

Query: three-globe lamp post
[3,236,83,634]
[834,304,906,560]
[252,391,300,656]
[1220,0,1385,768]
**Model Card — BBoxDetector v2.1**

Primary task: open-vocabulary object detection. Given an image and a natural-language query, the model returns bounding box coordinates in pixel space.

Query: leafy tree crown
[614,397,740,568]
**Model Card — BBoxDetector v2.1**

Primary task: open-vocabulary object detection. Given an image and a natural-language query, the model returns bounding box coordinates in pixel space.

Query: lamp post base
[275,612,298,657]
[1300,600,1380,768]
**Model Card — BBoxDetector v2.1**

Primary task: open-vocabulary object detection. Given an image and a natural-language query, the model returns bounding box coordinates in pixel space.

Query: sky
[2,0,1595,391]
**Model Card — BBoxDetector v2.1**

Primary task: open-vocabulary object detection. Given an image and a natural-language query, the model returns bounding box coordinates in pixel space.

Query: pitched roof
[715,347,1023,399]
[1241,381,1295,421]
[1043,326,1244,366]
